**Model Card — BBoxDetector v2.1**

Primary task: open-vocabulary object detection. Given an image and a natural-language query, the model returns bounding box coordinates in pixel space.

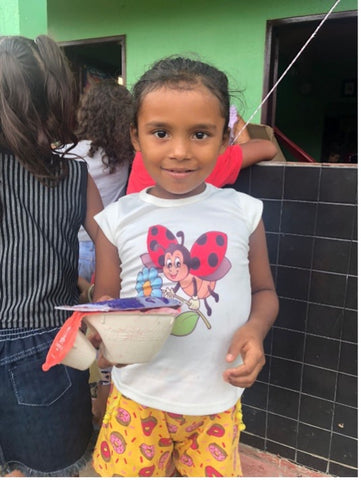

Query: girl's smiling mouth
[161,167,196,175]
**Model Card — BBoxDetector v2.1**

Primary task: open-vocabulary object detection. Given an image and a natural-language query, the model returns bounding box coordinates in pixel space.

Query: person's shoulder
[209,184,242,197]
[0,145,13,156]
[61,140,92,159]
[106,191,143,209]
[212,185,262,206]
[216,187,263,231]
[206,145,242,187]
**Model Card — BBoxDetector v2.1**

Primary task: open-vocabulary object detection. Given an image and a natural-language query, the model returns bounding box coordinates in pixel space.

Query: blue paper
[55,296,181,312]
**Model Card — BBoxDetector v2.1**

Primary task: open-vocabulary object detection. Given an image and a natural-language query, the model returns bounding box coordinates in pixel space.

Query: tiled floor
[239,444,331,477]
[80,443,331,477]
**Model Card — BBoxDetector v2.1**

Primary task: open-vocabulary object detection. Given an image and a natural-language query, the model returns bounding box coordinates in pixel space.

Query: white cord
[232,0,342,144]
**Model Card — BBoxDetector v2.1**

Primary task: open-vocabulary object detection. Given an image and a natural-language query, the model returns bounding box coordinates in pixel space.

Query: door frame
[59,34,126,88]
[261,11,357,126]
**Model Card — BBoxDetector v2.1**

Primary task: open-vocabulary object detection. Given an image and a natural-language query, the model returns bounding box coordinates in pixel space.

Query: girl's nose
[169,137,191,160]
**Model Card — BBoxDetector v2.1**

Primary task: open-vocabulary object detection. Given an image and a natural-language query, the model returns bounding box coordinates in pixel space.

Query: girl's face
[131,83,229,199]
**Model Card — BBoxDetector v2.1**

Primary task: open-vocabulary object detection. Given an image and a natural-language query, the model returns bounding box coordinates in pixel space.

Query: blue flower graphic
[135,267,163,297]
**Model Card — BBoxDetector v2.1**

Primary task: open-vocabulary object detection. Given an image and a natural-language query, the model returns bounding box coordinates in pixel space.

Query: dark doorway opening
[262,11,357,163]
[60,35,126,101]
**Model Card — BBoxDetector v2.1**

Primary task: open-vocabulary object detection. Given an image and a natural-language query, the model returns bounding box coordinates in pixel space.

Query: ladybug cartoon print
[140,225,231,334]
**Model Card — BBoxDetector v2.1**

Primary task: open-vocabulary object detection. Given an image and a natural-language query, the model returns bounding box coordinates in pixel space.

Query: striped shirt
[0,150,87,328]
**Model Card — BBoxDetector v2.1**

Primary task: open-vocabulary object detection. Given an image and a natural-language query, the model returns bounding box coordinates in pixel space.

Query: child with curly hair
[67,79,134,283]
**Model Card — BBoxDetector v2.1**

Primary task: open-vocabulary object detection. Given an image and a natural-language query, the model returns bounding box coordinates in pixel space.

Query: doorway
[60,35,126,100]
[262,11,357,162]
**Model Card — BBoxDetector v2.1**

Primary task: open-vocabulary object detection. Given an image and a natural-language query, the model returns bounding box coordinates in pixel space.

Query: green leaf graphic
[171,311,199,336]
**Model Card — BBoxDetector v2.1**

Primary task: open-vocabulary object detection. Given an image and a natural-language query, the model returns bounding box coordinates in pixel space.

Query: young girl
[0,35,103,476]
[92,56,279,477]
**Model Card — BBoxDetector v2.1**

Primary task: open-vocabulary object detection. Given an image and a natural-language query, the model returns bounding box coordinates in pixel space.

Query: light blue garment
[78,241,95,282]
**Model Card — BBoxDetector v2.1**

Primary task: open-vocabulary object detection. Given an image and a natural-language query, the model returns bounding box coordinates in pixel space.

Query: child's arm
[83,173,104,243]
[93,227,121,301]
[91,228,122,368]
[223,220,279,388]
[240,139,277,169]
[77,275,92,303]
[233,115,278,169]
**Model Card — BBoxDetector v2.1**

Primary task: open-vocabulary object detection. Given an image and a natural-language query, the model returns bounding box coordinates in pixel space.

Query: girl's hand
[77,276,91,304]
[223,322,265,388]
[87,295,127,369]
[97,295,114,302]
[96,350,126,369]
[88,331,126,369]
[86,294,114,347]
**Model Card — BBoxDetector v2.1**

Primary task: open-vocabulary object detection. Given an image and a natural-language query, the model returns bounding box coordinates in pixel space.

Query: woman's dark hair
[0,35,77,184]
[132,56,230,133]
[76,79,134,173]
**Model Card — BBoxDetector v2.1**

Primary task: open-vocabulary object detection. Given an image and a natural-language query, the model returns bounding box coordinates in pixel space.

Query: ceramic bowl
[60,330,97,370]
[85,309,177,364]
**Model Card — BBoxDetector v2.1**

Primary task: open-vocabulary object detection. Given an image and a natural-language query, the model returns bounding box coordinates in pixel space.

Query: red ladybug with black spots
[141,225,231,316]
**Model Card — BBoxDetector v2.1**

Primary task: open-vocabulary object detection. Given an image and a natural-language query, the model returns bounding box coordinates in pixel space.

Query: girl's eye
[154,130,167,139]
[194,131,208,140]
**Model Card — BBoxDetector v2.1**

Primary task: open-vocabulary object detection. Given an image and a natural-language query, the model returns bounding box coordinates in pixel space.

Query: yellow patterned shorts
[93,385,245,477]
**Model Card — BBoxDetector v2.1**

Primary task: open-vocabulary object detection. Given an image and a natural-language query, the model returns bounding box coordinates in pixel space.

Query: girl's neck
[148,182,207,200]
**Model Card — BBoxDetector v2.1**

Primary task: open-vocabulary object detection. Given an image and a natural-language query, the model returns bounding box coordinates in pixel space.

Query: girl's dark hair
[0,35,77,184]
[76,79,134,173]
[132,56,230,133]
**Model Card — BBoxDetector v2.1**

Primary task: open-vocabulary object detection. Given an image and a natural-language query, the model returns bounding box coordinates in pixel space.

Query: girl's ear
[130,125,141,152]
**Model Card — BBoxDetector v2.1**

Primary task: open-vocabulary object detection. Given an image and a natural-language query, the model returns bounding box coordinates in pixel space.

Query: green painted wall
[0,0,47,36]
[1,0,356,159]
[0,0,20,34]
[18,0,47,36]
[44,0,356,122]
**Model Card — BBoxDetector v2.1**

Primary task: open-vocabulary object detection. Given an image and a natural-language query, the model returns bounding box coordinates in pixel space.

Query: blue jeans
[0,328,94,476]
[78,241,95,283]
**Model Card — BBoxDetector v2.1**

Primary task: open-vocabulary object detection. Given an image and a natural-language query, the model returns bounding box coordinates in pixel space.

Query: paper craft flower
[136,267,163,297]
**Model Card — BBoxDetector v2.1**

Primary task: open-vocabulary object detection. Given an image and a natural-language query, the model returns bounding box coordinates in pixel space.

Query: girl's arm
[93,227,121,301]
[240,139,277,169]
[223,220,279,388]
[92,228,122,368]
[83,173,104,242]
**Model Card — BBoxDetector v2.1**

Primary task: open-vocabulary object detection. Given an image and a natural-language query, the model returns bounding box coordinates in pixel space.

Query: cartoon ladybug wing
[147,225,178,268]
[189,231,228,277]
[140,252,158,270]
[200,257,231,281]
